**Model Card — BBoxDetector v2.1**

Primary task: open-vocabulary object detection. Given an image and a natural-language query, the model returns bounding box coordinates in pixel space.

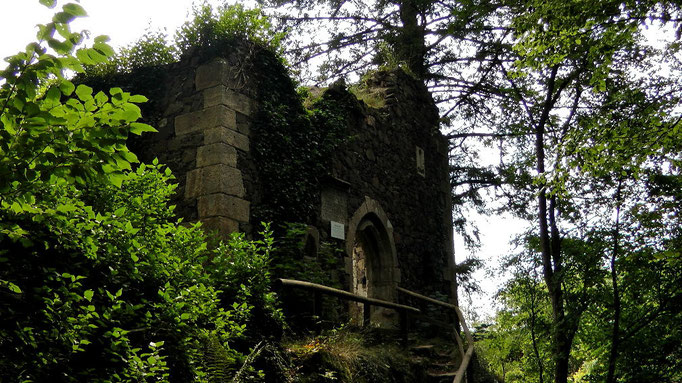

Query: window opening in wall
[416,146,425,177]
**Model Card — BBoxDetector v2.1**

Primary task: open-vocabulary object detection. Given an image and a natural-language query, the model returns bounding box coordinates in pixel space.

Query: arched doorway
[346,198,400,327]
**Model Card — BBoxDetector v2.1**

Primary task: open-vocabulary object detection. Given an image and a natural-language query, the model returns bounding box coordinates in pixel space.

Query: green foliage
[0,4,155,243]
[81,2,282,81]
[347,73,387,109]
[267,223,345,331]
[209,226,285,348]
[479,182,682,383]
[250,54,352,225]
[175,3,284,56]
[83,30,179,78]
[285,326,420,383]
[467,2,682,382]
[270,223,341,286]
[0,3,282,381]
[476,264,554,383]
[0,159,266,381]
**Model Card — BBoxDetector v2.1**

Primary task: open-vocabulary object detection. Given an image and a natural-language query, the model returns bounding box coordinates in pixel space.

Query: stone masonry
[175,58,254,235]
[126,46,458,310]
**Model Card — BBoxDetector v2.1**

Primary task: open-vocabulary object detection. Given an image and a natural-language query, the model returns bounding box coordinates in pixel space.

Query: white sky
[0,0,233,60]
[1,0,523,322]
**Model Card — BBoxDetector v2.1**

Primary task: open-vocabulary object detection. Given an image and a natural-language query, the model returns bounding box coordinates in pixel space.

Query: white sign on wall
[330,221,345,240]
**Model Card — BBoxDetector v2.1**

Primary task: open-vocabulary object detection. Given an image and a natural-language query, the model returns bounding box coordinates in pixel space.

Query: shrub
[0,2,280,381]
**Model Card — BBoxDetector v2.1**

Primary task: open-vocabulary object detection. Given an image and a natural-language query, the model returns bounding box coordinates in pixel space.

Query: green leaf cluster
[0,160,280,381]
[249,51,352,226]
[175,3,285,56]
[0,2,155,242]
[0,2,282,381]
[81,2,284,81]
[82,30,179,78]
[479,186,682,383]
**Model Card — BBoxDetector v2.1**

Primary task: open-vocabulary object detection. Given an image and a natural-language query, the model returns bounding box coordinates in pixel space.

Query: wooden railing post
[363,302,371,327]
[275,280,422,350]
[395,286,474,383]
[313,290,322,333]
[276,278,473,382]
[400,310,409,347]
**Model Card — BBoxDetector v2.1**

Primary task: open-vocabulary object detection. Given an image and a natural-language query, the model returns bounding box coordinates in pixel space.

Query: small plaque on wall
[330,221,345,240]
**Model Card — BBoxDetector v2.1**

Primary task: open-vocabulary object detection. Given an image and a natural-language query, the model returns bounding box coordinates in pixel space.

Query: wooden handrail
[396,286,474,383]
[276,278,472,381]
[452,306,474,383]
[396,286,457,310]
[276,278,421,314]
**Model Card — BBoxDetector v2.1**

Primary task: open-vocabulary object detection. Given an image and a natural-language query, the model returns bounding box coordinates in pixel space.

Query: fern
[202,333,237,383]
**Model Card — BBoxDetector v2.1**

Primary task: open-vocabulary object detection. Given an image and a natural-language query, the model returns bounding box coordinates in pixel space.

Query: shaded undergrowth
[278,326,427,383]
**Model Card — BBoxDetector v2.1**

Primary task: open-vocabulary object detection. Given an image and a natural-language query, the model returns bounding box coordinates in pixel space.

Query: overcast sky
[0,0,236,61]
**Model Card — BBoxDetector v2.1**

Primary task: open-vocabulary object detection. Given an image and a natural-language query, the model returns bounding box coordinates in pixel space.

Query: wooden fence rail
[276,279,473,383]
[276,278,419,346]
[396,286,474,383]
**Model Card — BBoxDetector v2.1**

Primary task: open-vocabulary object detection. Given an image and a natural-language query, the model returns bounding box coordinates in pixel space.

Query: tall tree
[265,1,682,381]
[260,0,505,119]
[499,1,682,380]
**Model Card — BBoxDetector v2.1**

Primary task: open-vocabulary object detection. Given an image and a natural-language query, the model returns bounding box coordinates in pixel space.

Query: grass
[282,325,424,383]
[348,85,387,109]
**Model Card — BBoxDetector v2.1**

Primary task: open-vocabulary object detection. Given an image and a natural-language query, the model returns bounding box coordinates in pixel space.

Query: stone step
[410,344,436,357]
[431,361,459,370]
[411,340,462,382]
[427,370,458,383]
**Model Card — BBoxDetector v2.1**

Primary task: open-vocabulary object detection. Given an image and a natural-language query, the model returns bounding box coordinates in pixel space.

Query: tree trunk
[534,65,571,383]
[397,0,428,80]
[606,181,623,383]
[529,270,545,383]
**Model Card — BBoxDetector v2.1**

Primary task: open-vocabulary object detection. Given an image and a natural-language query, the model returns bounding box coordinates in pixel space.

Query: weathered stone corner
[203,86,254,116]
[185,164,245,199]
[197,193,250,222]
[174,105,237,136]
[195,58,237,91]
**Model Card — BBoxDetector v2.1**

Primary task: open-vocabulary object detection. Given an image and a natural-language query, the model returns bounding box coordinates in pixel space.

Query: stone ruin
[125,43,458,325]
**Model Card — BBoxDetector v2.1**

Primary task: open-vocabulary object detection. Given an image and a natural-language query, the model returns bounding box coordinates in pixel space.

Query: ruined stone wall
[318,71,456,300]
[128,52,256,236]
[125,46,456,306]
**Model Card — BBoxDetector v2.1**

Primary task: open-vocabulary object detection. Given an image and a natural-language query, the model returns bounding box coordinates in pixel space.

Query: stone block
[181,148,197,168]
[197,193,250,222]
[195,59,242,91]
[203,86,255,116]
[236,112,250,135]
[185,164,245,198]
[321,187,348,224]
[443,267,455,281]
[175,105,236,136]
[196,143,238,167]
[200,216,239,236]
[204,127,250,152]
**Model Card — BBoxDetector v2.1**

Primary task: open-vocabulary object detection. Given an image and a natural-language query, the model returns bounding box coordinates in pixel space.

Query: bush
[0,2,281,381]
[175,3,284,56]
[83,30,178,78]
[0,160,280,382]
[81,2,284,80]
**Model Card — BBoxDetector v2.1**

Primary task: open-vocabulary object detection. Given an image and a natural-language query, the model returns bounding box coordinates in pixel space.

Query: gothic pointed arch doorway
[346,198,400,326]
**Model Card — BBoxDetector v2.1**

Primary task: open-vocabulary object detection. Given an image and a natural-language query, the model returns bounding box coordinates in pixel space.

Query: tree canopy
[262,0,682,382]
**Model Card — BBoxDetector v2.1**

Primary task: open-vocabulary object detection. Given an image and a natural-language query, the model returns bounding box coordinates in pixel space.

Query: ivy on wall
[248,47,359,227]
